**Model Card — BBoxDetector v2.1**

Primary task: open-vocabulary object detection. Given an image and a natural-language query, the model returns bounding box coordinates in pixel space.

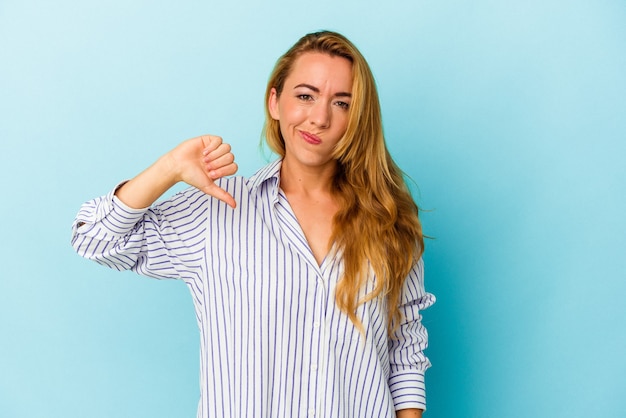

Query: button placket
[306,273,327,418]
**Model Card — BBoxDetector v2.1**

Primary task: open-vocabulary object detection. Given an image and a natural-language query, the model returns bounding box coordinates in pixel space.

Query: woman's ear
[268,87,280,121]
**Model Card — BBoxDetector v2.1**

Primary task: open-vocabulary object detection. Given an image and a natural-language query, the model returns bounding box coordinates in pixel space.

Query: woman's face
[269,52,353,172]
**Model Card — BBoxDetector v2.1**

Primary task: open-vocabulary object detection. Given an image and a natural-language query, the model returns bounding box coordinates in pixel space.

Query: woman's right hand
[115,135,239,209]
[167,135,239,208]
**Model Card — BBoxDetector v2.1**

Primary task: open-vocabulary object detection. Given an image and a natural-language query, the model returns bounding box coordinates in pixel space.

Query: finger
[202,183,237,209]
[208,162,238,180]
[201,135,223,155]
[203,143,231,163]
[205,152,235,171]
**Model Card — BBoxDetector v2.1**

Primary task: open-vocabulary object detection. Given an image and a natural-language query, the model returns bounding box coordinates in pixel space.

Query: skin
[113,51,423,418]
[268,52,352,265]
[397,409,423,418]
[114,134,238,209]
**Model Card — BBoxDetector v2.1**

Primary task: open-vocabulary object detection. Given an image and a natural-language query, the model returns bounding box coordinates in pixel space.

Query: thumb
[201,182,237,209]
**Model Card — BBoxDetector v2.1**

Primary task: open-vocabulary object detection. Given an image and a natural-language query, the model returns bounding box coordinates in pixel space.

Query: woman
[72,31,435,418]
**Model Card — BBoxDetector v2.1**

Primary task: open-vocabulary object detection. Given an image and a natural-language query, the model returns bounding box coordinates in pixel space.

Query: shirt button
[313,321,320,328]
[311,364,318,371]
[308,409,315,416]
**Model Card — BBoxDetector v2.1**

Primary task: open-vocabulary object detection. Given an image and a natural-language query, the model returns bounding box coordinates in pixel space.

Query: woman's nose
[309,101,330,128]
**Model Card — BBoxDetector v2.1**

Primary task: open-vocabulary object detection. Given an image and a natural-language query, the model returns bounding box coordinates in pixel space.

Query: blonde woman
[72,31,435,418]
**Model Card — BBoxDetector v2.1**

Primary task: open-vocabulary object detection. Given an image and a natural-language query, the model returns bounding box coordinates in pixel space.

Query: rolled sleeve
[73,183,148,237]
[388,258,436,411]
[71,183,210,280]
[71,184,150,271]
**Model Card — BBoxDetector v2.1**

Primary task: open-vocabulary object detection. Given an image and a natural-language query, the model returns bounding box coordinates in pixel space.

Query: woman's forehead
[285,52,353,90]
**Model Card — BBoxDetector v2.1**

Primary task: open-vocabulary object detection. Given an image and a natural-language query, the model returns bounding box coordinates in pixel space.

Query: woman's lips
[299,130,322,145]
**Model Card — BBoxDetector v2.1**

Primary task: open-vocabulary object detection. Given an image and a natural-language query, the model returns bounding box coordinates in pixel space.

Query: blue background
[1,0,624,417]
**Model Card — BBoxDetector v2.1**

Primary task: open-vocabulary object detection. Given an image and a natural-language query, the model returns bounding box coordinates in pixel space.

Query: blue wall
[1,1,624,417]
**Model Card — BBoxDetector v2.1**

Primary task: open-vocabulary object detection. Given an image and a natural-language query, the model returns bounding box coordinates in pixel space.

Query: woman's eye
[297,94,313,101]
[335,101,350,110]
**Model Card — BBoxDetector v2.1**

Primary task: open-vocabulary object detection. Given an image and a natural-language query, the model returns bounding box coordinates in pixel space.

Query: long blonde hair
[264,31,424,333]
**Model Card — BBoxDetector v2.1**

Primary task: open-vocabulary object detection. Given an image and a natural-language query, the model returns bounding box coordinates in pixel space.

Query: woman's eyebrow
[294,83,352,98]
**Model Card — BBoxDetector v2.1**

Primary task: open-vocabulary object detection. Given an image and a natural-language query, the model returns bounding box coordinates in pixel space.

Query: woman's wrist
[114,153,180,209]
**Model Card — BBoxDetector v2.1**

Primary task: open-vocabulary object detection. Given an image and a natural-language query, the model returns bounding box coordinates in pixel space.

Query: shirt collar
[248,158,282,194]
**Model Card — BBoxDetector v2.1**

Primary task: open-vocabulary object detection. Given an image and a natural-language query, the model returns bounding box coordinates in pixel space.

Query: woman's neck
[279,157,337,197]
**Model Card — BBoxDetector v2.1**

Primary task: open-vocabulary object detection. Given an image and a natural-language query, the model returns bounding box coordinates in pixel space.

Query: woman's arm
[115,134,238,209]
[71,134,238,277]
[388,259,436,413]
[397,409,423,418]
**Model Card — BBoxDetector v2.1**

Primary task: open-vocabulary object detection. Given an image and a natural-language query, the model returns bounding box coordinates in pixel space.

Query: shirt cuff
[74,182,149,237]
[389,367,427,411]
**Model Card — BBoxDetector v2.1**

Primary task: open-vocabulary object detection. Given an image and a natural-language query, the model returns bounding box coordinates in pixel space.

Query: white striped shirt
[71,159,435,418]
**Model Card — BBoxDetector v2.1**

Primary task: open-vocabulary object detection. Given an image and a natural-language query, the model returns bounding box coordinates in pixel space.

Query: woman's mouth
[299,130,322,145]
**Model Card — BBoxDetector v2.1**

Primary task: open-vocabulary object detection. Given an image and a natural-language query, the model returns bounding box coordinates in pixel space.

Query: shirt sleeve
[388,257,436,411]
[71,184,210,282]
